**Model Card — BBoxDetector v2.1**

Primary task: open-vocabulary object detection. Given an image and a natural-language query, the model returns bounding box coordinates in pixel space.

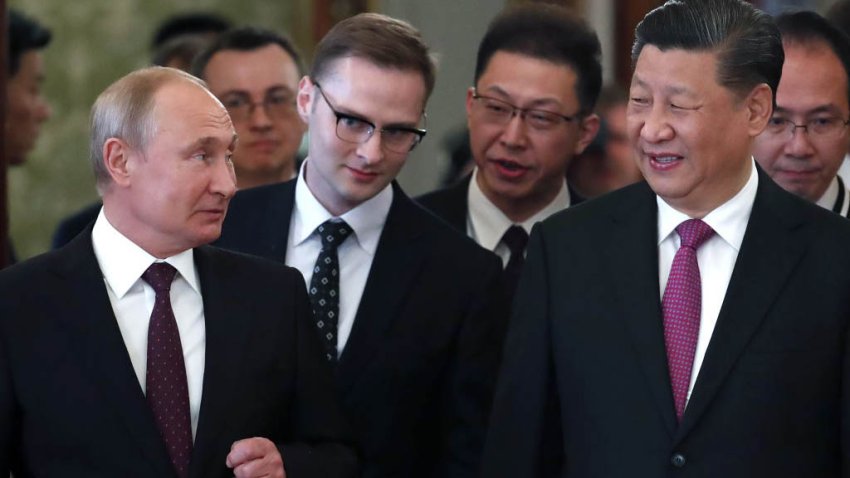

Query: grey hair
[89,66,207,194]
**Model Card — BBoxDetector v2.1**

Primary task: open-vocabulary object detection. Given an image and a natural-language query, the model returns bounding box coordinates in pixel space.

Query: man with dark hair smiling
[483,0,850,476]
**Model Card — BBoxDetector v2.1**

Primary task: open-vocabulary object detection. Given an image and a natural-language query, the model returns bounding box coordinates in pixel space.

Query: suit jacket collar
[335,183,431,390]
[608,169,814,440]
[52,230,178,477]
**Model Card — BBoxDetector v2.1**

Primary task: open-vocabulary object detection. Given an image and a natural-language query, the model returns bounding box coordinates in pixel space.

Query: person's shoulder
[401,195,500,269]
[542,181,652,231]
[197,244,302,282]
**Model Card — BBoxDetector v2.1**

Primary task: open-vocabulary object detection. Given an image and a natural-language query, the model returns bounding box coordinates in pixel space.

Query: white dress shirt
[657,159,758,406]
[286,159,392,356]
[91,209,206,438]
[467,167,570,267]
[837,154,850,186]
[816,176,850,217]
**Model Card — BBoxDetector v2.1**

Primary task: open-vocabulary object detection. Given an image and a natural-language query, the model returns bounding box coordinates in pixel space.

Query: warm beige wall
[9,0,300,259]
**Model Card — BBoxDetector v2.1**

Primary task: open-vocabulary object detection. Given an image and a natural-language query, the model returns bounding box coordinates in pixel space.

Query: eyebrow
[481,84,564,109]
[219,85,294,97]
[774,105,844,116]
[183,134,239,155]
[630,77,697,99]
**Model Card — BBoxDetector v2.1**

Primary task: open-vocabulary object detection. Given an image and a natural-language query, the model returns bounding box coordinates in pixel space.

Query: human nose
[248,101,273,128]
[499,110,529,148]
[211,156,238,198]
[356,129,385,164]
[638,104,674,143]
[784,124,815,158]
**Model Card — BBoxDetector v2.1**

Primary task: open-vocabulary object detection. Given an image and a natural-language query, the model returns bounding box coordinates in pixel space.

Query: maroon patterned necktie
[662,219,715,422]
[142,262,192,478]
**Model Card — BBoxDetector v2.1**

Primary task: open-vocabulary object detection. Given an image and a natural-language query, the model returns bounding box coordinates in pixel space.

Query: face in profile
[113,80,238,257]
[467,51,598,219]
[6,50,51,165]
[297,56,427,216]
[753,41,850,203]
[203,44,306,188]
[628,45,770,216]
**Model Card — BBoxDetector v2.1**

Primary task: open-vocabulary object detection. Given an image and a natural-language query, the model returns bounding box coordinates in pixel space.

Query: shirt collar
[816,176,840,211]
[91,208,200,298]
[657,159,758,252]
[292,158,392,256]
[468,167,570,251]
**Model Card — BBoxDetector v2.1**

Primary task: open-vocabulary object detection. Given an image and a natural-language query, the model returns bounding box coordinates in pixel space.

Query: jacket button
[671,453,686,468]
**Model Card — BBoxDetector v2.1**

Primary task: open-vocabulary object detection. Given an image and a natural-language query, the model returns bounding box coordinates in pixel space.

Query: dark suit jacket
[482,170,850,477]
[215,179,507,478]
[416,174,584,233]
[0,230,357,478]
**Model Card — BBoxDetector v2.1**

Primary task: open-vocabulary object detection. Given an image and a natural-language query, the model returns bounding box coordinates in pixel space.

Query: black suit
[0,230,357,478]
[51,200,102,249]
[215,179,507,478]
[482,170,850,477]
[416,174,584,234]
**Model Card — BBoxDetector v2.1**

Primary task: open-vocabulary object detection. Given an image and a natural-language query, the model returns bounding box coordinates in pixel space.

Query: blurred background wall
[7,0,837,259]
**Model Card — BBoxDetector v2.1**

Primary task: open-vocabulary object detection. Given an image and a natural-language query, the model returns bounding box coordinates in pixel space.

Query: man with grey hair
[483,0,850,476]
[0,66,356,478]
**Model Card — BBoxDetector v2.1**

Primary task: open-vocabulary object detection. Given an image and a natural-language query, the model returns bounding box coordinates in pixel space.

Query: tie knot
[676,219,715,250]
[142,262,178,294]
[501,225,529,256]
[316,219,353,250]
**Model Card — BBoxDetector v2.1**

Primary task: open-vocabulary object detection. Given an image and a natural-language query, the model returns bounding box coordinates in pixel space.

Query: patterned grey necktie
[308,219,353,362]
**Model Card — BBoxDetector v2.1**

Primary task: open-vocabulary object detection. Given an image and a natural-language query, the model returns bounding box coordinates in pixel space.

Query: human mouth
[346,165,380,181]
[646,152,684,170]
[490,158,531,179]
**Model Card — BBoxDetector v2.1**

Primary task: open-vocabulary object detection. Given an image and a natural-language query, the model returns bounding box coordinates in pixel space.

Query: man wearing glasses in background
[753,11,850,217]
[192,27,307,190]
[215,13,507,478]
[418,4,601,295]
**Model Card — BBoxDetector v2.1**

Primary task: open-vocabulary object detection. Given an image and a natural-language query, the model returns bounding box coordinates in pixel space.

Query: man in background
[417,4,600,295]
[192,27,307,189]
[753,11,850,217]
[7,9,52,264]
[567,84,643,199]
[215,13,506,478]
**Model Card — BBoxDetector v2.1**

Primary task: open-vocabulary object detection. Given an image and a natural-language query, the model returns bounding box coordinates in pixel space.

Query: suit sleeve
[480,223,560,477]
[433,250,509,478]
[277,272,359,478]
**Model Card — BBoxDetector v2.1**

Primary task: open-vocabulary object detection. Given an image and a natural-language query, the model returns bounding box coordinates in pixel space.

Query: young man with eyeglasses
[192,27,307,190]
[418,4,601,295]
[215,13,507,478]
[753,11,850,217]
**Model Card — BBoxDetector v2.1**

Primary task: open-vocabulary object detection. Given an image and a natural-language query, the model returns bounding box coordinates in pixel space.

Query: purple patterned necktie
[142,262,192,478]
[662,219,715,422]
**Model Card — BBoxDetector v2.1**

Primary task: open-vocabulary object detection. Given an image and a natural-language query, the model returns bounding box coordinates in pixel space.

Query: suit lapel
[54,231,176,477]
[336,185,430,391]
[606,183,678,436]
[676,172,810,441]
[190,246,254,477]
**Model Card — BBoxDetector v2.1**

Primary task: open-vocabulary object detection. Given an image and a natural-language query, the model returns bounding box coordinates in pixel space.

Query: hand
[226,437,286,478]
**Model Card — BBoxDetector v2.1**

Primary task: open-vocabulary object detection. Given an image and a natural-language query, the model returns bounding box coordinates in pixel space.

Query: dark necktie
[308,219,353,362]
[501,225,529,295]
[142,262,192,478]
[662,219,715,422]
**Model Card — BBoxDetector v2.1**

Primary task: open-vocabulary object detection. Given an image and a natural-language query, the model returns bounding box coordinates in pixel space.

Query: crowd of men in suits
[5,0,850,476]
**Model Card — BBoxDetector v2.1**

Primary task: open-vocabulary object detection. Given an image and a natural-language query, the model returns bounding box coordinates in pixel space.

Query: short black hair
[151,12,231,50]
[9,9,51,77]
[474,4,602,115]
[632,0,783,105]
[776,11,850,106]
[191,27,304,79]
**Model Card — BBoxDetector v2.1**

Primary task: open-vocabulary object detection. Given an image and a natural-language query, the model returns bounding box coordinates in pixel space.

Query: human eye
[629,96,649,106]
[338,114,372,133]
[527,110,560,129]
[483,99,511,115]
[766,117,789,134]
[221,95,249,110]
[266,91,294,106]
[191,151,209,162]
